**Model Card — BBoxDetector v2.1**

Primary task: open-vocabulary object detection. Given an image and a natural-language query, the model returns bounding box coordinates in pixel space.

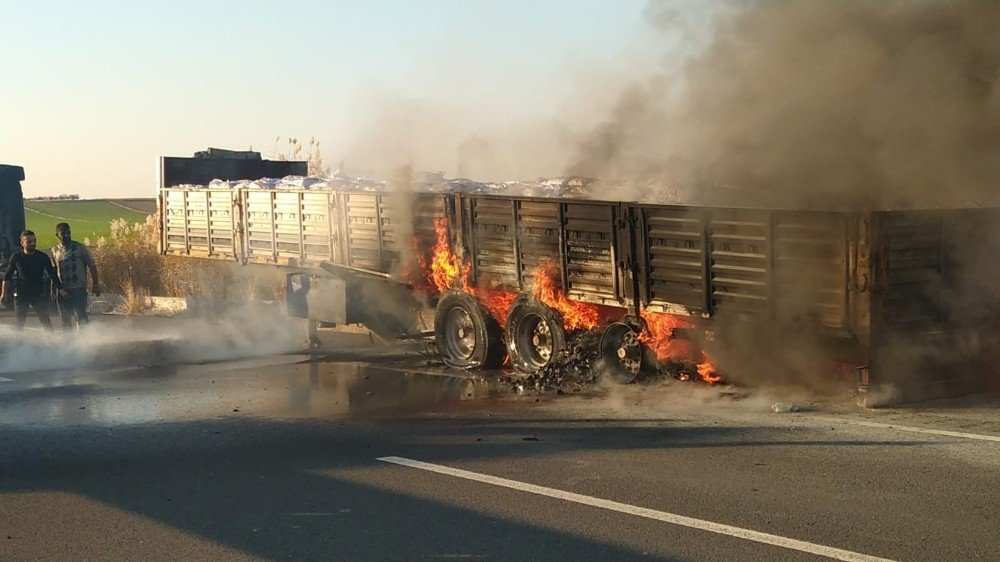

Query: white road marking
[813,416,1000,443]
[377,456,897,562]
[0,377,14,382]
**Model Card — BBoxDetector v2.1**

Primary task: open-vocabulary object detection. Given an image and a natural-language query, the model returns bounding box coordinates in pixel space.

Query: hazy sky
[1,0,657,198]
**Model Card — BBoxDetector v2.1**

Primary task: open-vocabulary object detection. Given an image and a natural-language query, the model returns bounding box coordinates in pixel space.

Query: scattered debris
[771,402,799,413]
[519,330,603,392]
[511,329,727,394]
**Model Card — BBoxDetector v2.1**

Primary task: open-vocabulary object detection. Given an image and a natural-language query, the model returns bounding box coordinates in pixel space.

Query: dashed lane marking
[812,416,1000,443]
[377,456,897,562]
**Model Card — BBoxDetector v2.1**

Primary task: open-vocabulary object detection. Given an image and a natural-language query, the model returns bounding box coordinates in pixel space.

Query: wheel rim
[444,307,476,361]
[517,313,554,369]
[601,323,642,383]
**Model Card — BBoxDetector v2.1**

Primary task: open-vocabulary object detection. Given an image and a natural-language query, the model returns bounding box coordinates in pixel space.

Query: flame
[424,219,604,330]
[530,263,600,331]
[640,310,723,384]
[430,217,465,293]
[401,232,434,293]
[422,215,722,382]
[638,310,694,360]
[427,216,516,319]
[696,354,723,384]
[468,287,517,323]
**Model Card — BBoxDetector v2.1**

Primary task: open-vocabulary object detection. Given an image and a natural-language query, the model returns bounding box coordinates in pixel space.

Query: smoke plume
[572,1,1000,209]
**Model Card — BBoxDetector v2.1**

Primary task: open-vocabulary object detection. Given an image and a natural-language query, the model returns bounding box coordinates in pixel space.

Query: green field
[24,199,154,249]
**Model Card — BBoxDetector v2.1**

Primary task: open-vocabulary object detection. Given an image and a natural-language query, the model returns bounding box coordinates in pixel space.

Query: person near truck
[0,230,63,331]
[50,222,100,330]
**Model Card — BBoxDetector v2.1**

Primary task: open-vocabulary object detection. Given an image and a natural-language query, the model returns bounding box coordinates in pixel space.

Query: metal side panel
[772,211,850,333]
[469,197,518,289]
[413,194,449,266]
[516,200,560,290]
[343,193,384,272]
[206,190,237,258]
[160,188,240,260]
[372,193,450,274]
[244,190,278,263]
[272,191,307,260]
[639,206,707,314]
[563,202,618,306]
[709,209,771,316]
[162,189,191,254]
[376,194,402,269]
[878,211,944,328]
[300,191,336,263]
[942,208,1000,322]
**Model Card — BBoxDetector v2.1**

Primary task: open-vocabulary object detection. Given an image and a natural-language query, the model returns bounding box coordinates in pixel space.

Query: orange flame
[430,217,465,293]
[640,310,723,384]
[428,216,516,320]
[468,287,518,323]
[638,310,694,360]
[696,354,723,384]
[530,263,600,331]
[401,230,434,293]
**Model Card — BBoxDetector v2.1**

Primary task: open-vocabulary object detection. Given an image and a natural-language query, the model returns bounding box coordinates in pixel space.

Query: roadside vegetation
[90,216,285,313]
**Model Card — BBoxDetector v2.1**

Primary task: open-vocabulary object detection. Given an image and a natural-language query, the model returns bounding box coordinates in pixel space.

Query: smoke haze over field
[571,0,1000,208]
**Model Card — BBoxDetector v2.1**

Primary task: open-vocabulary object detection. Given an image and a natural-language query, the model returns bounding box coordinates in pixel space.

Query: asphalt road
[1,344,999,561]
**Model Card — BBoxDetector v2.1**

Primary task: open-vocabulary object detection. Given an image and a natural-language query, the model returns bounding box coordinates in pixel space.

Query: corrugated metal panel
[413,194,448,256]
[773,211,848,331]
[378,193,448,272]
[243,190,337,265]
[469,198,518,288]
[942,208,1000,322]
[517,200,560,288]
[162,189,237,259]
[642,206,706,312]
[244,190,275,261]
[163,189,191,253]
[564,202,617,305]
[274,192,310,260]
[376,195,403,268]
[881,211,943,328]
[709,210,771,315]
[300,191,337,264]
[343,193,382,271]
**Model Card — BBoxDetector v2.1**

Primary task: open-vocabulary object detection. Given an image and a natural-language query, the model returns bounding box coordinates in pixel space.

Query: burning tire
[434,290,505,369]
[597,322,643,383]
[506,296,567,374]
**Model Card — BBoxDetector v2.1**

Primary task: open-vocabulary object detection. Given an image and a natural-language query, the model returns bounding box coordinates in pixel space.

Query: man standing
[50,222,100,330]
[0,230,63,331]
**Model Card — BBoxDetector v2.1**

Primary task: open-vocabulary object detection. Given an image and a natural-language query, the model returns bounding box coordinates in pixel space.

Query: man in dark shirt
[0,230,65,331]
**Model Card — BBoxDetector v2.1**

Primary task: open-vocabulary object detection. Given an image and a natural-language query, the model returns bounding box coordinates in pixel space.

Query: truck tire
[434,290,505,369]
[505,296,567,374]
[597,322,643,383]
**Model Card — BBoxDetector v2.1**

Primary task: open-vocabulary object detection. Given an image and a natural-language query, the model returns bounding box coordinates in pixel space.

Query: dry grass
[89,215,285,307]
[121,278,151,314]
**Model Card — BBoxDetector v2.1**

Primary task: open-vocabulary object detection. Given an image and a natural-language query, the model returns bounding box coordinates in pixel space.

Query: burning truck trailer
[158,151,1000,405]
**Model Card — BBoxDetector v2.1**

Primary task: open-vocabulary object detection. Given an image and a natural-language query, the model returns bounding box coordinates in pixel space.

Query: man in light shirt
[50,223,101,331]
